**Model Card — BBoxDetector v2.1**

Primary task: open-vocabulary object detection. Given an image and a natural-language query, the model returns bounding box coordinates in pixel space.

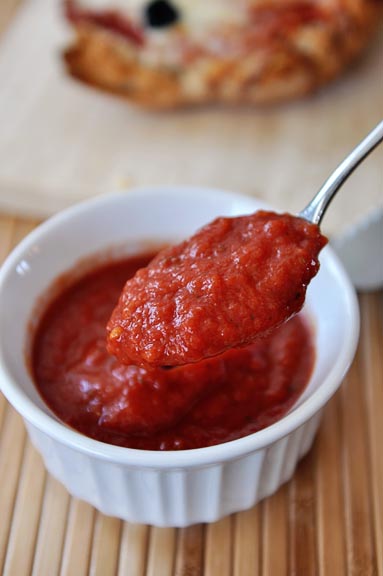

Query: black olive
[144,0,180,29]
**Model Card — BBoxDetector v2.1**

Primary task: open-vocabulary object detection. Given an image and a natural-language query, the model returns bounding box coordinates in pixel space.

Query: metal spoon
[299,120,383,226]
[165,120,383,368]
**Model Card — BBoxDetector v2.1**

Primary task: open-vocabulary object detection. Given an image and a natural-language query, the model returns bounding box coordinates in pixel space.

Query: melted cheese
[78,0,246,30]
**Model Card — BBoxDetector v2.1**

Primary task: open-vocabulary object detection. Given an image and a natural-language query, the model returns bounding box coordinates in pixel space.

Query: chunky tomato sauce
[32,253,315,451]
[108,212,327,367]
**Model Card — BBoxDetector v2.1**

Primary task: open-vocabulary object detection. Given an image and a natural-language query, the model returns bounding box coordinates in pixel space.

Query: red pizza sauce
[65,0,145,45]
[107,211,327,367]
[32,253,315,451]
[65,0,328,57]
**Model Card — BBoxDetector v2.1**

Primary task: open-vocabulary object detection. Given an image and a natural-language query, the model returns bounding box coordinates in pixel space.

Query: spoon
[299,119,383,225]
[108,120,383,368]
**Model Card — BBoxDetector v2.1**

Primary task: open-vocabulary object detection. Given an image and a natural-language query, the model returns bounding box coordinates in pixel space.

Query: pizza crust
[63,1,381,108]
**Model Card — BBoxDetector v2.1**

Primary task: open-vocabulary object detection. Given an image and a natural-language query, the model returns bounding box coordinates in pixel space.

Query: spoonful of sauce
[107,120,383,368]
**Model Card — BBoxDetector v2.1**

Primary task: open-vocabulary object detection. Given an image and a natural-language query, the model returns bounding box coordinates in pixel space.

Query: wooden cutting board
[0,0,382,235]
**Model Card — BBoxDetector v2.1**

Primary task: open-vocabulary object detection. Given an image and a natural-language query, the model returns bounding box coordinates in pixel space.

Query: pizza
[63,0,382,107]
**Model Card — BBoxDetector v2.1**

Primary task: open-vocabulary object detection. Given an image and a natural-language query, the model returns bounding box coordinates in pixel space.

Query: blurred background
[0,0,381,241]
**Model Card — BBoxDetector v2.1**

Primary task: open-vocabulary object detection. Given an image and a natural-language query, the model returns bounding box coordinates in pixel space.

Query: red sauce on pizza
[64,0,328,51]
[107,212,327,367]
[32,253,315,451]
[65,0,145,45]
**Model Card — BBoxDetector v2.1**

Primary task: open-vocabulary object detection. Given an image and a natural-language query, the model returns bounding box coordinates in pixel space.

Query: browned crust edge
[63,5,382,109]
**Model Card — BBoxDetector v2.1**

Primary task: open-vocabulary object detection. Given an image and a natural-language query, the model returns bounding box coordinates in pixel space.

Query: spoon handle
[299,119,383,226]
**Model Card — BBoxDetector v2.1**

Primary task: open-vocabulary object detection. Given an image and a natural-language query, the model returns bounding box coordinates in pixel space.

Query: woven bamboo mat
[0,213,382,576]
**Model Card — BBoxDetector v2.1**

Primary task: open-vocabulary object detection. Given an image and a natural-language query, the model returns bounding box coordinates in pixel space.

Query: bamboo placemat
[0,214,382,576]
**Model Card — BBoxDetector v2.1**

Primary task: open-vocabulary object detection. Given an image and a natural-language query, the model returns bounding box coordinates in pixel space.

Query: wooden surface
[0,218,382,576]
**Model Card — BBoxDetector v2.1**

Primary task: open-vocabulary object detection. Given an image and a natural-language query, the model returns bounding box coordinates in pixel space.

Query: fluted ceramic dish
[0,187,359,527]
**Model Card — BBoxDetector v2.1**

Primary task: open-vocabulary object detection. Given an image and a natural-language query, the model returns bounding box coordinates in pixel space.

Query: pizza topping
[65,0,333,66]
[144,0,180,28]
[65,0,145,45]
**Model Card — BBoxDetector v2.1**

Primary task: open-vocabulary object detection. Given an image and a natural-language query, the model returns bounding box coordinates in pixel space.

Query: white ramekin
[0,187,359,527]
